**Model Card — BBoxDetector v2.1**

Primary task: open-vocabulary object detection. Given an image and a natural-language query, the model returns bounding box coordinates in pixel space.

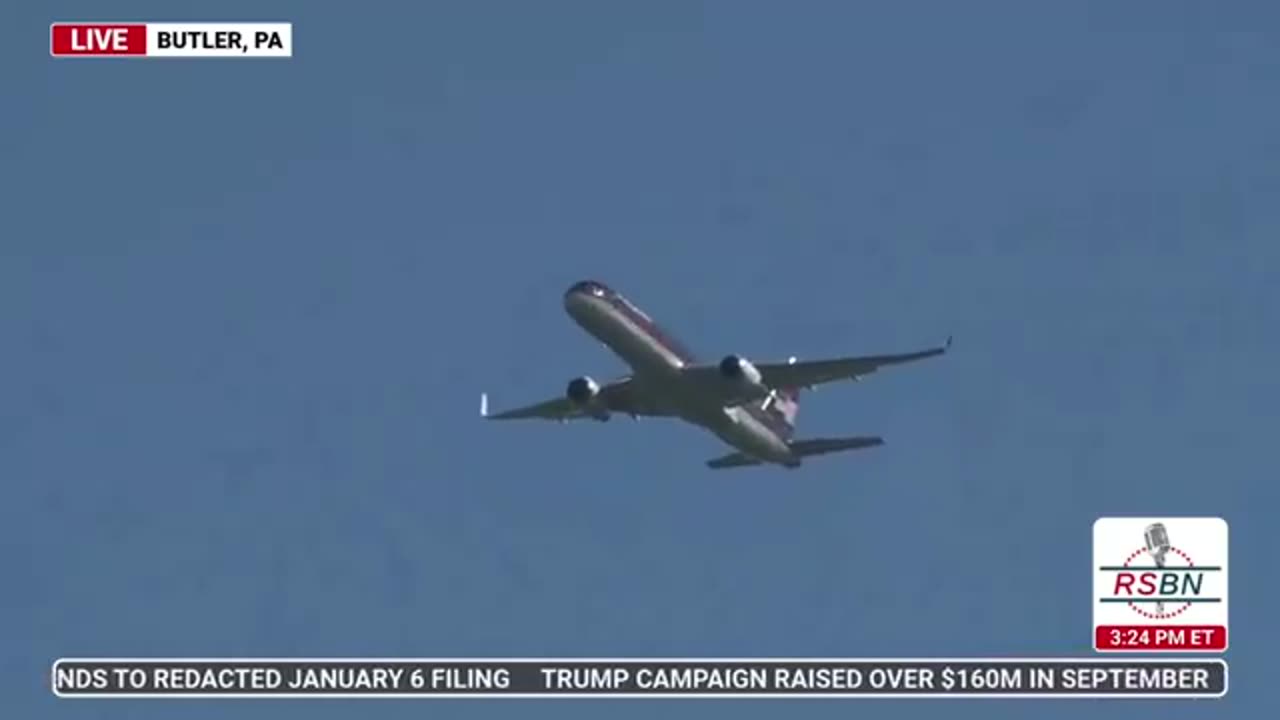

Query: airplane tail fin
[761,355,803,430]
[705,435,884,469]
[772,385,802,426]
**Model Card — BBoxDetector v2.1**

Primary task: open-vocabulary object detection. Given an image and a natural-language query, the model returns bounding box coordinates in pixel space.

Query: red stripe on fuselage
[564,280,795,442]
[605,296,698,365]
[565,280,697,365]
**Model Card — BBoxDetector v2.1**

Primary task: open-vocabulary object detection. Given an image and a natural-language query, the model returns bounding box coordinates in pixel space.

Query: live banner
[54,658,1226,698]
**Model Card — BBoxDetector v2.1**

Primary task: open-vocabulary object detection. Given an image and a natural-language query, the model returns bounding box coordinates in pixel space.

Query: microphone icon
[1144,523,1171,614]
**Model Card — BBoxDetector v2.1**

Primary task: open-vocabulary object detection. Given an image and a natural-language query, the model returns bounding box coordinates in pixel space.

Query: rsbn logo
[1093,517,1228,652]
[1102,522,1221,619]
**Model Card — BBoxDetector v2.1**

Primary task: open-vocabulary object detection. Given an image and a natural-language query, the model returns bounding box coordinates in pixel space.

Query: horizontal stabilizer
[705,435,884,469]
[705,452,765,469]
[789,435,884,456]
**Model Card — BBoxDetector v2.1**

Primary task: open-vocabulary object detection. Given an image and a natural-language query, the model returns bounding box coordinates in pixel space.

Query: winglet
[480,392,489,418]
[945,335,953,350]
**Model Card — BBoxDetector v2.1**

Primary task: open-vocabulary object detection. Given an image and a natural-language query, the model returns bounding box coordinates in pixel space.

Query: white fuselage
[563,289,798,466]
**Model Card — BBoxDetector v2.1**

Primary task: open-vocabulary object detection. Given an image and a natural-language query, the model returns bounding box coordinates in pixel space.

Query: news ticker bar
[51,23,292,58]
[54,658,1226,698]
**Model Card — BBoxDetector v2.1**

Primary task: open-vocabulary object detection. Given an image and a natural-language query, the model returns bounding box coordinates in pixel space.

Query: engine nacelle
[566,376,610,421]
[566,376,600,404]
[718,354,768,398]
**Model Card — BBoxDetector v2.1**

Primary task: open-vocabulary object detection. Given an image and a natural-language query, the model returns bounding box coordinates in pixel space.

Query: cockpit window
[570,280,608,297]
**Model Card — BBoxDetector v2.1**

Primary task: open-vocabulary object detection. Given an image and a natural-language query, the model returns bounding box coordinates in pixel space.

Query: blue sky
[5,1,1276,717]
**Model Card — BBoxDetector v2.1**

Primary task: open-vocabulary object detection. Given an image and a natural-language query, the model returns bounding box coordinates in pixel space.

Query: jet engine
[718,354,769,399]
[566,376,610,421]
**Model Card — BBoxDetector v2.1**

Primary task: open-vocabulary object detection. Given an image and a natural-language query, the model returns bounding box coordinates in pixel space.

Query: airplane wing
[755,337,952,389]
[481,376,661,421]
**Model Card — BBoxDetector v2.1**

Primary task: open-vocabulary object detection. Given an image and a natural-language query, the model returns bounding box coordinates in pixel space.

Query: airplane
[481,280,951,469]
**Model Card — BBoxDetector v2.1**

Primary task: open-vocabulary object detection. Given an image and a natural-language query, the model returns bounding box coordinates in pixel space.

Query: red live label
[1096,625,1226,651]
[51,24,147,56]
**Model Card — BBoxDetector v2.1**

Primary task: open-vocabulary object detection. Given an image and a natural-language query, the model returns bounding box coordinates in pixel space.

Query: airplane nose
[564,281,608,314]
[563,287,596,318]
